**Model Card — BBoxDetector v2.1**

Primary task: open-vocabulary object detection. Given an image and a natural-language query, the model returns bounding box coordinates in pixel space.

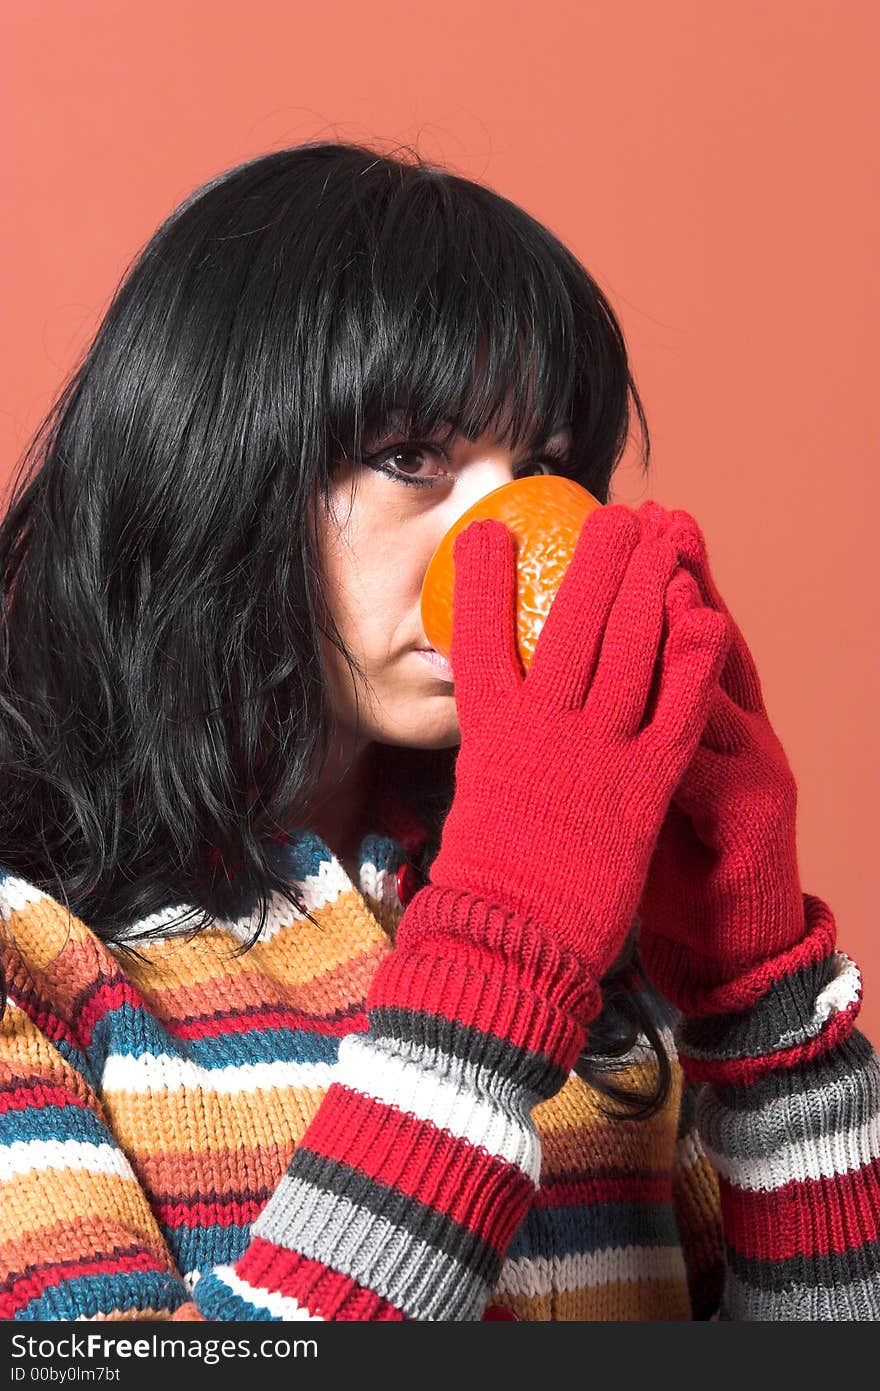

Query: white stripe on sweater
[335,1033,542,1182]
[217,864,357,945]
[206,1266,325,1320]
[704,1112,880,1191]
[358,863,399,908]
[0,1139,137,1182]
[0,874,50,915]
[810,953,862,1028]
[674,1128,708,1175]
[111,863,360,946]
[101,1053,335,1094]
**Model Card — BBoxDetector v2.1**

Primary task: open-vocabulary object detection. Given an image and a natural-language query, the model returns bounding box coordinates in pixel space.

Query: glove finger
[527,503,641,709]
[649,607,732,761]
[663,510,765,715]
[587,537,681,735]
[662,566,761,755]
[451,519,524,709]
[636,567,702,729]
[634,499,677,544]
[664,567,703,622]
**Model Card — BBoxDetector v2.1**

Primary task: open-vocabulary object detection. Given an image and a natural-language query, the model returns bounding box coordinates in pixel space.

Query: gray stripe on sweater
[708,1029,878,1112]
[366,1018,545,1113]
[693,1035,880,1160]
[251,1172,490,1321]
[726,1236,880,1292]
[677,953,845,1064]
[371,1002,569,1099]
[724,1268,880,1321]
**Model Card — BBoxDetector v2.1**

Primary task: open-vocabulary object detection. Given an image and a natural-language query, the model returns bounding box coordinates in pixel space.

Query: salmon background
[1,1,877,1039]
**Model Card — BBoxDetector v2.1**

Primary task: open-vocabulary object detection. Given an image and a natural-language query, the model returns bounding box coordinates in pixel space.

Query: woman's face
[313,407,573,759]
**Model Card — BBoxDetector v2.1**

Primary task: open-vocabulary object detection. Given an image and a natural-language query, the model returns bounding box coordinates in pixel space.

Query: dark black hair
[0,139,668,1114]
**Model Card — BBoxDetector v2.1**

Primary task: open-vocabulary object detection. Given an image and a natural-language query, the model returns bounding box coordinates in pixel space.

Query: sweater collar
[226,741,431,916]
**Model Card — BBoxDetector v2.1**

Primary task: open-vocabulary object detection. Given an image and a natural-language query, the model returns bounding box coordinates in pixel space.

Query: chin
[375,718,461,752]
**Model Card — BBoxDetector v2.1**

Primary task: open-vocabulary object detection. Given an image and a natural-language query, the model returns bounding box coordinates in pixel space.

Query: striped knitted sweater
[1,782,879,1321]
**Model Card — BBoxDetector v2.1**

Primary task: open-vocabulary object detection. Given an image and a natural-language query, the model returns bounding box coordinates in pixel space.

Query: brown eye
[363,441,451,491]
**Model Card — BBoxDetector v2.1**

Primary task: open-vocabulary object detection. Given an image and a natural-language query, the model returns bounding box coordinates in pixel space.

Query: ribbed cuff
[676,946,862,1086]
[391,882,601,1082]
[642,892,838,1021]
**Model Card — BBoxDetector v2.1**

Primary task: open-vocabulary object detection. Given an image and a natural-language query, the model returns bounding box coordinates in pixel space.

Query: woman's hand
[426,504,732,1007]
[633,501,832,1014]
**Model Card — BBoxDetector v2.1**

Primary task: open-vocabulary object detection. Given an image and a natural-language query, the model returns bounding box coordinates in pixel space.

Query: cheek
[314,501,370,643]
[322,554,408,664]
[316,486,434,654]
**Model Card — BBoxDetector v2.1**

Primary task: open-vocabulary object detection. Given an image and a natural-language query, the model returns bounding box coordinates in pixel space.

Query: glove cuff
[640,891,837,1018]
[381,883,602,1093]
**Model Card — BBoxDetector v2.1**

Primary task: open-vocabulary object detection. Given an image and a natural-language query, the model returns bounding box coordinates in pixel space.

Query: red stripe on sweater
[5,1249,172,1316]
[75,979,368,1044]
[300,1082,535,1255]
[718,1155,880,1260]
[169,1007,367,1042]
[6,987,81,1050]
[679,1000,860,1086]
[532,1172,673,1209]
[0,1083,90,1114]
[234,1239,406,1320]
[155,1199,267,1229]
[75,980,142,1044]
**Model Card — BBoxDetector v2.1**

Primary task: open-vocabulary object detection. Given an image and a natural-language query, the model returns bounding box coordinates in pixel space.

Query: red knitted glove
[634,501,836,1015]
[425,504,732,1013]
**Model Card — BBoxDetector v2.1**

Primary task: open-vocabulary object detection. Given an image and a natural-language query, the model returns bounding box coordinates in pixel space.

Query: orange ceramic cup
[420,474,603,675]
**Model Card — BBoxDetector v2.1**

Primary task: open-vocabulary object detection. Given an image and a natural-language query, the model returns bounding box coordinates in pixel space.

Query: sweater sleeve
[190,885,596,1321]
[0,936,201,1321]
[671,894,880,1320]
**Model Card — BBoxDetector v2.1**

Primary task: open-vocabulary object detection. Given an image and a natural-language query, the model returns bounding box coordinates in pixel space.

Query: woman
[1,141,877,1322]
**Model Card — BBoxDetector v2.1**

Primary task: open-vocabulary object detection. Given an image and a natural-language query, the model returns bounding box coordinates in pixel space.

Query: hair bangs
[318,162,626,502]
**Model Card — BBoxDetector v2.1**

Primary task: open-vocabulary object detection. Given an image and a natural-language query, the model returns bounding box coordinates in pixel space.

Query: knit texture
[1,781,878,1320]
[633,500,826,1017]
